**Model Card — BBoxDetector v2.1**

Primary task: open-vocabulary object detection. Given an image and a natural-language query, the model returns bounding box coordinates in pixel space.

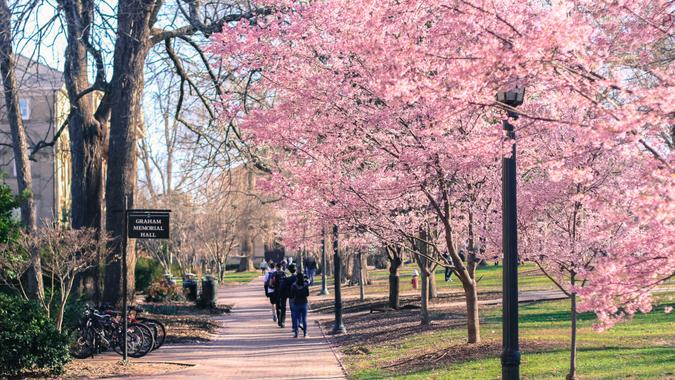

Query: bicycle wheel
[113,323,153,358]
[68,327,96,359]
[128,323,155,358]
[137,318,166,350]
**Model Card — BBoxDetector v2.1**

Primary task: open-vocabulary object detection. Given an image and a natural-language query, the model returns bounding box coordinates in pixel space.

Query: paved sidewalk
[120,278,345,380]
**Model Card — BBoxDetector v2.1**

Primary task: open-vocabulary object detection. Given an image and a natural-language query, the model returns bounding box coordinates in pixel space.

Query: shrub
[145,280,185,303]
[0,293,70,377]
[136,257,164,292]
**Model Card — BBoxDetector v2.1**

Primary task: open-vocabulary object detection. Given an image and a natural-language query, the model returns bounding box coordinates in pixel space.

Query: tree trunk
[0,0,44,300]
[358,252,365,301]
[429,264,438,300]
[420,264,430,325]
[417,232,430,325]
[103,0,156,305]
[237,233,254,272]
[61,0,106,302]
[568,276,578,380]
[361,251,369,284]
[388,251,402,309]
[465,280,480,343]
[350,252,360,286]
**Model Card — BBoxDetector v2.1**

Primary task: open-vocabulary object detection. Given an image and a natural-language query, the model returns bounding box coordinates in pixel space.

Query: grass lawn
[323,263,558,302]
[342,292,675,379]
[220,270,261,284]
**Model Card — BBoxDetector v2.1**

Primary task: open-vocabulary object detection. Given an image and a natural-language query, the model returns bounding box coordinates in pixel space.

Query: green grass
[389,346,675,380]
[345,292,675,379]
[219,270,260,284]
[351,263,558,298]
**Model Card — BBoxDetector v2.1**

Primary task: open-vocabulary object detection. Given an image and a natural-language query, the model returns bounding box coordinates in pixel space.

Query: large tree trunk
[237,231,254,272]
[387,247,402,309]
[102,0,156,305]
[60,0,106,303]
[0,0,44,300]
[237,170,255,272]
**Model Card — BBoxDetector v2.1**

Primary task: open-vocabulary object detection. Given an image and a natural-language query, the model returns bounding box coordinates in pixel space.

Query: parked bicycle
[68,306,155,359]
[127,306,166,350]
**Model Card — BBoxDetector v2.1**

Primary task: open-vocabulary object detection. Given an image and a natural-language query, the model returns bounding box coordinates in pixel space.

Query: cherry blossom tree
[210,0,674,346]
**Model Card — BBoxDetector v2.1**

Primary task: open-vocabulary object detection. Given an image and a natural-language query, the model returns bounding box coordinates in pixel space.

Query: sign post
[122,208,170,360]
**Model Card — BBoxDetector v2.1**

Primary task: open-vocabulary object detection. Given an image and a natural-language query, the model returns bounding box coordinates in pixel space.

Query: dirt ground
[60,360,194,379]
[137,302,230,343]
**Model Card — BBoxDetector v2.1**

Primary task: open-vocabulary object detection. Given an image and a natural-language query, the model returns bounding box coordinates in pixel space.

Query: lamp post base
[332,324,346,334]
[319,289,329,295]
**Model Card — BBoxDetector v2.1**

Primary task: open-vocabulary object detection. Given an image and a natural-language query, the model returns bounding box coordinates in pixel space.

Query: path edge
[315,320,349,380]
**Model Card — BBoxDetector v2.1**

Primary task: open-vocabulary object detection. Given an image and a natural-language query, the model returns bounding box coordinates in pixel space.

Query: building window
[19,98,30,120]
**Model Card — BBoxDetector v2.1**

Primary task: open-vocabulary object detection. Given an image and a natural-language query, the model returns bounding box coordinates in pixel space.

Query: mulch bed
[323,302,473,347]
[138,301,230,343]
[61,360,194,379]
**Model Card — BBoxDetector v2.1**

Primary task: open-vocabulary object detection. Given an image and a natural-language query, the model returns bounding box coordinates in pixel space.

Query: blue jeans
[307,268,316,285]
[292,303,308,334]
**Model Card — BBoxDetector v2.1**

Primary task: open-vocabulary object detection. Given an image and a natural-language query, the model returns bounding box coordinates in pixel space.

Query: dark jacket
[283,274,297,299]
[290,282,309,305]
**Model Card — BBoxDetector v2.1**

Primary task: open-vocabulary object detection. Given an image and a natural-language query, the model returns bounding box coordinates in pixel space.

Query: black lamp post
[332,224,346,334]
[320,228,329,295]
[496,85,524,380]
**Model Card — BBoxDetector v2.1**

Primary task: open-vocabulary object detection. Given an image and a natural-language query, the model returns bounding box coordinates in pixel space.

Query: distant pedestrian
[260,259,269,274]
[304,256,318,285]
[442,253,454,282]
[411,269,419,289]
[263,263,277,322]
[290,272,310,338]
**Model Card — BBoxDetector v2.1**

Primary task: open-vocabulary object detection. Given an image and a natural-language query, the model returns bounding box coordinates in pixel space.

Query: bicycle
[127,306,166,350]
[68,307,154,359]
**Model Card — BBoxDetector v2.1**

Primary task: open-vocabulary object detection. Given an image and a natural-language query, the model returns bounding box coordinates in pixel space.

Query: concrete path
[123,279,346,380]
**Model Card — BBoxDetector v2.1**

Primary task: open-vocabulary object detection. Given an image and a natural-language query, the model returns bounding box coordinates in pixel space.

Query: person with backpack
[271,263,288,327]
[290,272,310,338]
[263,262,277,322]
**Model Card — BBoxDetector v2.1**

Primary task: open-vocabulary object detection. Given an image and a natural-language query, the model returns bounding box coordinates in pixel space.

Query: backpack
[270,271,285,292]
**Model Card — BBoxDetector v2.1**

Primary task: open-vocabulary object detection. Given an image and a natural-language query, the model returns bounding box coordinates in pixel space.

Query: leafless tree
[0,0,43,300]
[0,224,105,331]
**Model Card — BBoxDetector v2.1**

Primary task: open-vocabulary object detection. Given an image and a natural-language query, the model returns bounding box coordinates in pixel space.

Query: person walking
[272,263,288,327]
[304,256,317,286]
[290,272,310,338]
[260,259,269,275]
[263,262,277,322]
[442,252,454,282]
[284,264,298,332]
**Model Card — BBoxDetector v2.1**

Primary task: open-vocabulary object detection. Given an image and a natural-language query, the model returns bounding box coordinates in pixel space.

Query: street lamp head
[496,86,525,107]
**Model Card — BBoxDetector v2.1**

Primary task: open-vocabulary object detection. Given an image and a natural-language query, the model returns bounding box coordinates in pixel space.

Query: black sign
[127,210,170,239]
